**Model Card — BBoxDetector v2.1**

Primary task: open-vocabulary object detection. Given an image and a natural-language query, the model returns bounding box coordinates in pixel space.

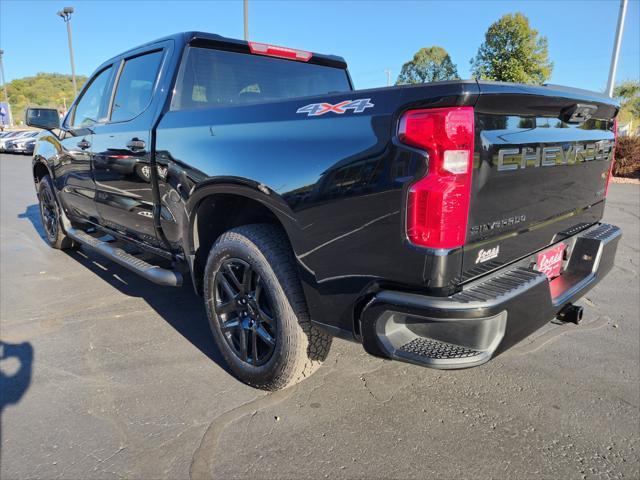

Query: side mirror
[25,107,60,131]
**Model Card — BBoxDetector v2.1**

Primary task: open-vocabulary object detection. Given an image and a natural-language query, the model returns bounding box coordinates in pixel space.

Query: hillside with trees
[6,73,87,125]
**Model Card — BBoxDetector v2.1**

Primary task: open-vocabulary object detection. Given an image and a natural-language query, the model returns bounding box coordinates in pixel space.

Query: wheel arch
[184,180,301,295]
[32,157,53,187]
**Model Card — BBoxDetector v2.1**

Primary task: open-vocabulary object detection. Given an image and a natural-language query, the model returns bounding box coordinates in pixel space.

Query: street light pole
[243,0,249,41]
[384,69,392,87]
[0,49,13,127]
[606,0,628,98]
[57,6,78,99]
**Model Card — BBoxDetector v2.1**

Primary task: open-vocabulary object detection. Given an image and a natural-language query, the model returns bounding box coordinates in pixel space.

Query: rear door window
[110,50,163,123]
[171,47,351,110]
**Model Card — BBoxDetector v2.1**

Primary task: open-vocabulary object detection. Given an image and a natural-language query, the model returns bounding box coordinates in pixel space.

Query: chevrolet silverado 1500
[26,32,621,390]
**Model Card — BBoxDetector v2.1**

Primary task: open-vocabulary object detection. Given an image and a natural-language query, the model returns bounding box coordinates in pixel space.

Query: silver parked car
[0,131,34,152]
[4,131,39,154]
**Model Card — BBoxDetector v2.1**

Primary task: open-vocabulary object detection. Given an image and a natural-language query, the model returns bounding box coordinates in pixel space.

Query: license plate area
[536,243,566,280]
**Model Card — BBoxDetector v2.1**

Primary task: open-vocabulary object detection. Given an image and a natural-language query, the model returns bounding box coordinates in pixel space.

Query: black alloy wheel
[39,183,59,242]
[213,258,277,366]
[203,223,332,390]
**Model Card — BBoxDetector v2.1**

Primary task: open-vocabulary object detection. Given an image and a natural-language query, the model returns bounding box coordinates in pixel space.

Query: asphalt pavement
[1,153,638,479]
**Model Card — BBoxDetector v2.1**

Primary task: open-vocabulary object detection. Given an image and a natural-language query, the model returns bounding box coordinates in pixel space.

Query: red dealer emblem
[536,243,566,280]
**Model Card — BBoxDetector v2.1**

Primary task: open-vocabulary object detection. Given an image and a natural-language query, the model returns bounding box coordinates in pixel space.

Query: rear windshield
[171,46,350,110]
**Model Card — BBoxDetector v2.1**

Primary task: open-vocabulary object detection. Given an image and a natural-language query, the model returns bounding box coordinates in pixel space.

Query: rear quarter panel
[155,82,479,334]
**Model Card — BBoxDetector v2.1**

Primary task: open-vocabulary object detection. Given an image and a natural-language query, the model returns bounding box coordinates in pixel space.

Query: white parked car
[5,131,39,154]
[0,131,33,152]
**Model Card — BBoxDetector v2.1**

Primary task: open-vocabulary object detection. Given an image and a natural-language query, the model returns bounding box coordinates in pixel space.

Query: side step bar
[66,227,183,287]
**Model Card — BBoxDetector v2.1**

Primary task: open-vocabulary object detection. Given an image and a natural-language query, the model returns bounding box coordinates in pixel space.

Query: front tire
[37,175,74,250]
[203,224,331,390]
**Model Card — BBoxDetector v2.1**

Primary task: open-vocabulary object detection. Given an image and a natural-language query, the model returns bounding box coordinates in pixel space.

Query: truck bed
[156,79,617,336]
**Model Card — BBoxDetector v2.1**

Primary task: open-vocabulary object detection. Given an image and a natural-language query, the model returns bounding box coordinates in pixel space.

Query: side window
[71,66,113,128]
[110,51,163,123]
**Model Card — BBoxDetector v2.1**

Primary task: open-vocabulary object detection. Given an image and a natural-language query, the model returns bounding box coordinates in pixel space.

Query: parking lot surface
[1,153,639,479]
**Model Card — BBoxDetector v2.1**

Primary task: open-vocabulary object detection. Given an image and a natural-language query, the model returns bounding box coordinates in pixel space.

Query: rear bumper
[360,223,621,369]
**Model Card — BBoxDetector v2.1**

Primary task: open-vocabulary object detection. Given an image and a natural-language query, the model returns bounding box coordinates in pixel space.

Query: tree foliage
[613,137,640,178]
[6,73,87,125]
[396,46,460,85]
[471,12,552,84]
[613,80,640,124]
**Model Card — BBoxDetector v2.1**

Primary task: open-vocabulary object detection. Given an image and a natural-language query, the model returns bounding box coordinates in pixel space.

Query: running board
[66,227,183,287]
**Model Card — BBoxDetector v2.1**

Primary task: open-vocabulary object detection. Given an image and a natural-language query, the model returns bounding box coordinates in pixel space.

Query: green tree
[471,13,552,84]
[6,73,87,125]
[613,80,640,124]
[396,46,460,85]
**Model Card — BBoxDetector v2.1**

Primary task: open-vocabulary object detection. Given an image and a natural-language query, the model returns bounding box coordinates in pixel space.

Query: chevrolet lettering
[497,140,614,172]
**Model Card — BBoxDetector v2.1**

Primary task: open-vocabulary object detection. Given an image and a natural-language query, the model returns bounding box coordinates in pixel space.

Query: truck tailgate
[462,83,617,281]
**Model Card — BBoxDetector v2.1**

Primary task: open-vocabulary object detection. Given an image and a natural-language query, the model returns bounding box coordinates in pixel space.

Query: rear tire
[134,164,152,183]
[37,175,75,250]
[203,224,331,390]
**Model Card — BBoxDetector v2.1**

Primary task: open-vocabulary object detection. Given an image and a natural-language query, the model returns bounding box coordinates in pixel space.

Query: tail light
[248,42,312,62]
[398,107,474,249]
[605,118,617,197]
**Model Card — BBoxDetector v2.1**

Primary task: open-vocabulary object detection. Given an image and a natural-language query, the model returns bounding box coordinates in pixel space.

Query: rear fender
[183,178,299,258]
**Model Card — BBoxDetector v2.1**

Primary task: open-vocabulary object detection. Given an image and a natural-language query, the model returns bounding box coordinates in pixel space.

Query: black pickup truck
[27,31,621,390]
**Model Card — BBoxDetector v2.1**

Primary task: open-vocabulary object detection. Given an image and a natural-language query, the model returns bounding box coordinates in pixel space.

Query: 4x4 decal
[296,98,374,117]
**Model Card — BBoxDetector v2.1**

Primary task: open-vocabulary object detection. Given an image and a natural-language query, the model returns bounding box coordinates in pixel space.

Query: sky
[1,0,639,93]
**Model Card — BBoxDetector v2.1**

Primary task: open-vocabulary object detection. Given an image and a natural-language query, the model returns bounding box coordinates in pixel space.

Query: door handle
[77,139,91,150]
[126,138,146,151]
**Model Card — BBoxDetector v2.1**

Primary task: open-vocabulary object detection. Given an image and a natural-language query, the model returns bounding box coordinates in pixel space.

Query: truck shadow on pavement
[67,247,233,375]
[17,204,47,242]
[18,203,232,377]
